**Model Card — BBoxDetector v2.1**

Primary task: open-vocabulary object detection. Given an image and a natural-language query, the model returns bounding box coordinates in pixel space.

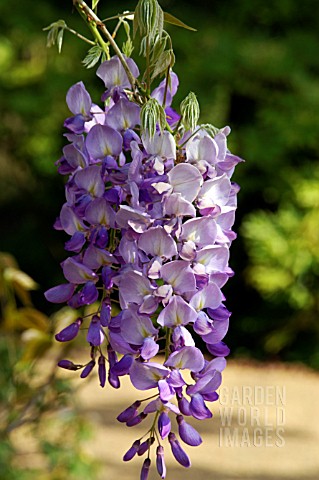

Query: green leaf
[57,29,64,54]
[122,38,134,57]
[43,20,66,52]
[82,44,106,69]
[92,0,100,10]
[163,12,197,31]
[151,49,173,80]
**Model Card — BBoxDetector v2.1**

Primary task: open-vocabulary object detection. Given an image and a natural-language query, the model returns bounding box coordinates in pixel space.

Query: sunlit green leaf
[163,12,197,31]
[82,44,107,69]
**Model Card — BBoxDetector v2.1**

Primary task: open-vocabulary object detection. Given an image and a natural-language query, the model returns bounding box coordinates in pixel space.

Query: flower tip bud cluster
[180,92,200,132]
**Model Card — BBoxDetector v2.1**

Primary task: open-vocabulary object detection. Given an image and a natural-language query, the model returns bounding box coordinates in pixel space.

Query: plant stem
[72,0,137,91]
[164,327,171,361]
[64,25,96,45]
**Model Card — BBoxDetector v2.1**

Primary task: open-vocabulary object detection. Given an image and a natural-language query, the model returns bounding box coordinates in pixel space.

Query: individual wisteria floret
[46,53,243,479]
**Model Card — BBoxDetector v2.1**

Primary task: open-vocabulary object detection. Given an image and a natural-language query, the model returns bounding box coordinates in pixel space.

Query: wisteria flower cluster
[45,1,243,478]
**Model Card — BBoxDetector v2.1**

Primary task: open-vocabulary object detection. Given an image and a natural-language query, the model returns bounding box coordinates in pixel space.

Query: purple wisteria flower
[47,40,243,478]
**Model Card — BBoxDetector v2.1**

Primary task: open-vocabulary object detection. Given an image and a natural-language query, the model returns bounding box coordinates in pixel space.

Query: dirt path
[73,360,319,480]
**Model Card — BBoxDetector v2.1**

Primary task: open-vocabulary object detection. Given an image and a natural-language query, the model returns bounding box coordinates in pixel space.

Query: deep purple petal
[55,318,82,342]
[156,445,166,479]
[177,415,202,446]
[80,360,96,378]
[98,355,106,387]
[123,440,140,462]
[189,393,212,420]
[140,458,151,480]
[206,341,230,357]
[45,283,75,303]
[87,316,104,346]
[168,433,191,468]
[158,411,171,439]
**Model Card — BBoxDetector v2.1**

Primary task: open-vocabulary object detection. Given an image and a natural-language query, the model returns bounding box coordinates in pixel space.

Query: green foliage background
[1,0,319,368]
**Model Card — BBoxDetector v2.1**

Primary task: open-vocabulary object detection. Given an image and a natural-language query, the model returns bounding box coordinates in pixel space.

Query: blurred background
[1,0,319,479]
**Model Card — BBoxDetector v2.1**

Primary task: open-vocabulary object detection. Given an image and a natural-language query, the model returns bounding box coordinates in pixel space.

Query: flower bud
[55,318,82,342]
[168,432,191,468]
[134,0,163,39]
[117,401,141,423]
[80,360,95,379]
[141,98,166,138]
[123,440,140,462]
[137,436,154,456]
[180,92,200,132]
[57,359,81,370]
[156,445,166,479]
[176,415,202,446]
[126,412,147,427]
[140,457,151,480]
[98,355,106,388]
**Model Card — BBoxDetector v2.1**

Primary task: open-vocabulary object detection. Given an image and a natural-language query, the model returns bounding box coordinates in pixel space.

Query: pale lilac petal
[161,260,196,294]
[105,98,140,131]
[129,361,169,390]
[197,174,231,211]
[186,133,219,165]
[86,124,123,159]
[62,257,98,284]
[172,325,195,348]
[66,81,92,116]
[194,245,229,274]
[83,244,115,269]
[74,165,105,197]
[118,270,154,305]
[139,294,159,314]
[60,204,85,235]
[180,216,217,247]
[201,316,229,344]
[187,370,222,396]
[158,379,175,402]
[164,346,205,372]
[63,143,88,169]
[142,131,176,159]
[96,55,139,90]
[108,331,137,355]
[85,197,115,227]
[120,306,158,344]
[163,193,196,218]
[115,205,151,231]
[189,282,222,311]
[141,336,159,360]
[157,296,198,327]
[167,163,203,202]
[138,226,177,259]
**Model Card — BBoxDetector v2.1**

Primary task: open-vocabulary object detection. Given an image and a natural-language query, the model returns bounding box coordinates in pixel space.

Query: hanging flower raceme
[45,3,243,477]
